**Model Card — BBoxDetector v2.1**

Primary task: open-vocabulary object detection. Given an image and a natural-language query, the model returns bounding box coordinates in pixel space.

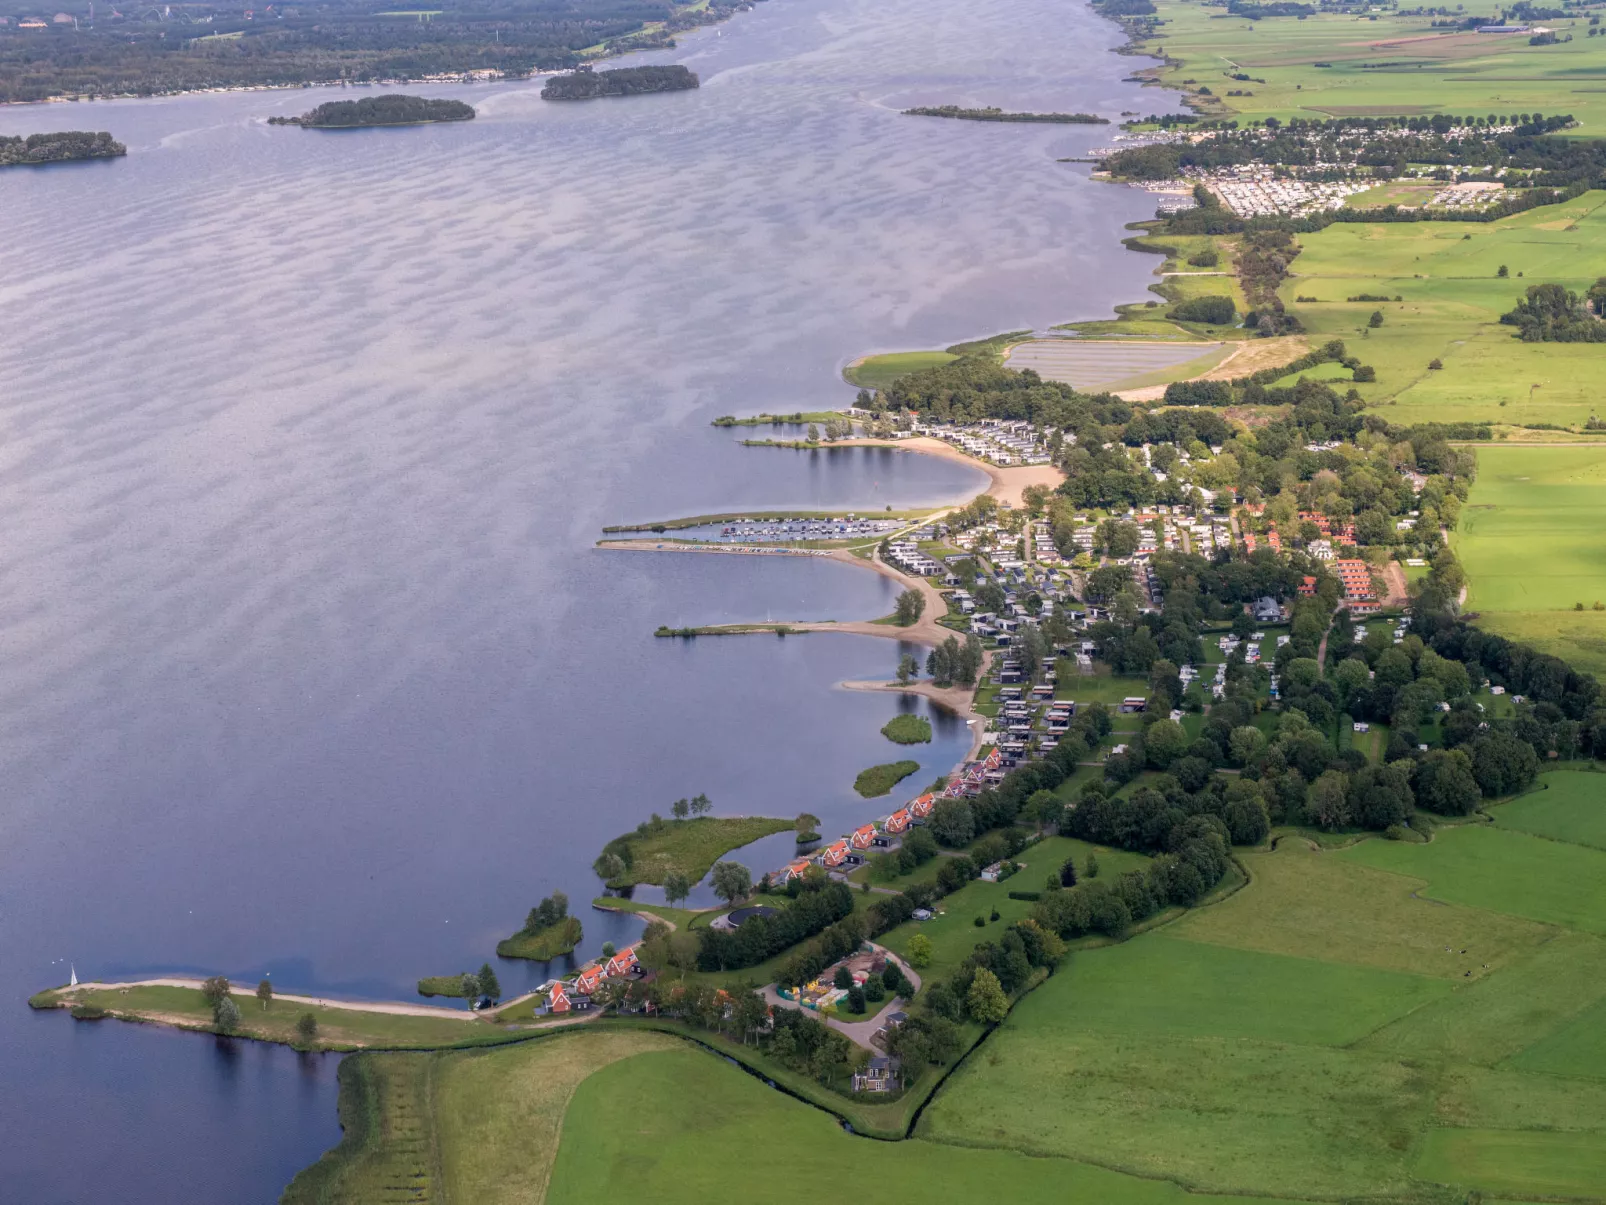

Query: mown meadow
[1454,444,1606,676]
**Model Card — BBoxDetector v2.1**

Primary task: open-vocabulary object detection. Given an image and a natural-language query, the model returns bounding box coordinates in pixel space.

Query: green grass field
[918,774,1606,1201]
[603,815,793,886]
[282,1030,682,1204]
[844,350,957,389]
[1278,193,1606,428]
[1459,446,1606,611]
[547,1044,1305,1205]
[1491,769,1606,849]
[1172,840,1550,979]
[1454,446,1606,674]
[1342,818,1606,933]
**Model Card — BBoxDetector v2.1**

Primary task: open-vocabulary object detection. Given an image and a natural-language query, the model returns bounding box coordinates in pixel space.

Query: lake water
[0,0,1174,1195]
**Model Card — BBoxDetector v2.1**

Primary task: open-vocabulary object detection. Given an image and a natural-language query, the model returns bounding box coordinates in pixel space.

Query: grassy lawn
[881,713,933,744]
[1490,769,1606,851]
[843,350,956,389]
[547,1044,1308,1205]
[854,759,920,798]
[603,815,792,887]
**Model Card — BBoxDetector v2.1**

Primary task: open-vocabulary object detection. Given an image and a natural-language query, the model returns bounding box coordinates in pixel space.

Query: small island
[593,799,791,888]
[541,64,699,101]
[853,759,920,798]
[902,105,1108,124]
[268,95,475,129]
[881,714,933,744]
[496,892,584,961]
[0,131,125,168]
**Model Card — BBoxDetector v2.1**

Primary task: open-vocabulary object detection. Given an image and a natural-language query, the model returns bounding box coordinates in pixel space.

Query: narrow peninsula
[268,95,475,129]
[541,64,699,101]
[903,105,1107,124]
[0,131,125,167]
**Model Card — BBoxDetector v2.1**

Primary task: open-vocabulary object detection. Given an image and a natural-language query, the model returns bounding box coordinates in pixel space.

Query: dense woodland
[267,93,474,125]
[540,63,696,99]
[0,129,123,164]
[0,0,743,101]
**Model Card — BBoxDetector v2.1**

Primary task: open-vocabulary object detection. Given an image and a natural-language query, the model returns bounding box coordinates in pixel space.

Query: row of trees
[926,633,985,687]
[695,879,854,972]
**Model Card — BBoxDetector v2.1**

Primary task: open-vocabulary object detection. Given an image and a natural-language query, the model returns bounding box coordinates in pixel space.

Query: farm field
[546,1044,1303,1205]
[1342,820,1606,933]
[1277,193,1606,429]
[1002,338,1230,391]
[917,773,1606,1201]
[281,1030,682,1203]
[1492,769,1606,849]
[1136,0,1606,135]
[1455,445,1606,674]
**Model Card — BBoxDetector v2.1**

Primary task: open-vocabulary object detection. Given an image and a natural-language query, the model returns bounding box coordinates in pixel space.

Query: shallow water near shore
[0,0,1174,1195]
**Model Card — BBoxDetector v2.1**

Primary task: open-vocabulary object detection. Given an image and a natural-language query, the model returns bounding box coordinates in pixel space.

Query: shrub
[974,915,986,927]
[1007,890,1042,902]
[1187,248,1220,267]
[1428,358,1443,370]
[70,1003,107,1020]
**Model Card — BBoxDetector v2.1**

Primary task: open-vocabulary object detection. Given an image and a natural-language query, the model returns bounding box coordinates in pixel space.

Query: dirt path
[62,976,484,1021]
[1383,562,1409,607]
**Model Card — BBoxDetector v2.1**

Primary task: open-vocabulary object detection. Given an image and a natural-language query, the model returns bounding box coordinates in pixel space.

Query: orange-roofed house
[780,858,811,883]
[605,945,639,978]
[820,840,850,868]
[884,808,911,834]
[1335,559,1375,602]
[1266,527,1282,553]
[908,793,935,819]
[851,824,877,850]
[1299,575,1317,597]
[548,983,571,1013]
[575,964,604,995]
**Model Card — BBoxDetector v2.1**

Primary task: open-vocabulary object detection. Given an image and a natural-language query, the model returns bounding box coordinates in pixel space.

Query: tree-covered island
[268,94,475,128]
[541,64,698,100]
[0,131,125,167]
[903,105,1108,124]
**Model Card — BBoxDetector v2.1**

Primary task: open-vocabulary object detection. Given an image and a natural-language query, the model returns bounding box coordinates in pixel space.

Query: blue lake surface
[0,0,1176,1194]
